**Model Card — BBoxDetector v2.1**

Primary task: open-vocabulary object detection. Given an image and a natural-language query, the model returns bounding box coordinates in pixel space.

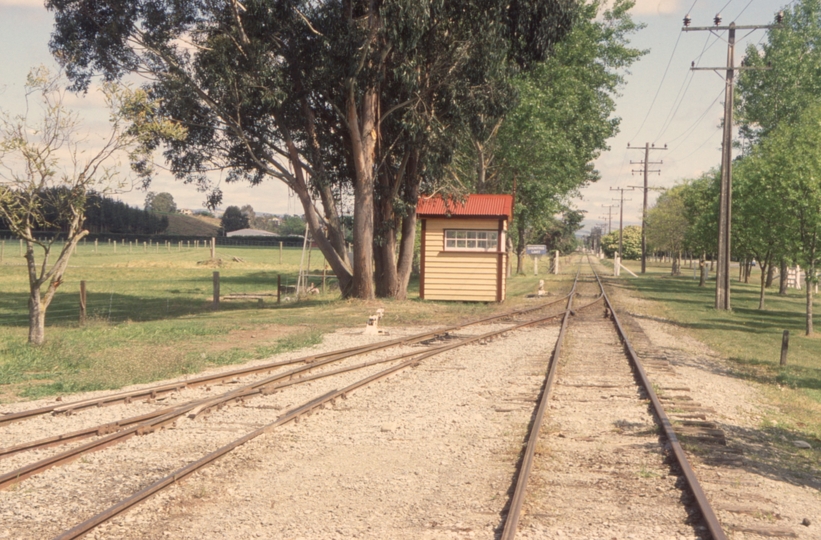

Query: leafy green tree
[601,225,641,259]
[46,0,576,300]
[145,191,177,214]
[736,1,821,144]
[220,206,250,234]
[537,209,585,255]
[646,186,689,275]
[451,0,645,272]
[279,215,307,237]
[741,102,821,334]
[678,172,718,287]
[0,67,179,345]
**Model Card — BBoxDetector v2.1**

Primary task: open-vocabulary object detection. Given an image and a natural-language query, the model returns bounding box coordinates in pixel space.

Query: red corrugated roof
[417,194,513,220]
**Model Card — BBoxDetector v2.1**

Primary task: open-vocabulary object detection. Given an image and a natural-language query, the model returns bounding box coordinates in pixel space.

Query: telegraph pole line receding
[628,142,667,275]
[602,204,618,234]
[682,11,782,311]
[610,187,634,261]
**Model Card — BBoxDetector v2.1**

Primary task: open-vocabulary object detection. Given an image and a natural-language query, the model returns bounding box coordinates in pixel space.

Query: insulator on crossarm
[684,14,691,27]
[776,11,784,24]
[714,13,722,26]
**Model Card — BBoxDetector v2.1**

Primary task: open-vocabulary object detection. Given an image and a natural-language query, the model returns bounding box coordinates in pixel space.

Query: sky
[0,0,793,220]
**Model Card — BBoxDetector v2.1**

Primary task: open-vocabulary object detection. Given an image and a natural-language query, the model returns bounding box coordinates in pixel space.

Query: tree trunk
[779,258,788,295]
[806,264,814,336]
[766,263,775,288]
[516,223,526,275]
[699,252,706,287]
[286,141,354,295]
[758,259,768,310]
[394,153,421,300]
[373,169,399,298]
[28,288,46,345]
[346,86,378,300]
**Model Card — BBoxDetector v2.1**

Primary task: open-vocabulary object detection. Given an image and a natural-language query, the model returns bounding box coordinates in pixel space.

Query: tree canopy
[47,0,578,299]
[220,206,250,233]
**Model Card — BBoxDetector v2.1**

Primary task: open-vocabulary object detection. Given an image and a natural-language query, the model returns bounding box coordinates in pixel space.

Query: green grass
[0,243,576,402]
[615,257,821,445]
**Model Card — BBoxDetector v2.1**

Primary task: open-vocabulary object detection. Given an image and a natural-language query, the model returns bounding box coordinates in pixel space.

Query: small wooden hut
[417,194,513,302]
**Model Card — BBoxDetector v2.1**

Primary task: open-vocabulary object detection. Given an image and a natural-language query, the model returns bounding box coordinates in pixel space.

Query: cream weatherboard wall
[421,217,507,302]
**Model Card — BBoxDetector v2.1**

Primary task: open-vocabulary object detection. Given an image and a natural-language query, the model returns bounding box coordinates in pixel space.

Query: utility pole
[683,11,781,310]
[602,204,618,234]
[610,187,634,260]
[628,142,667,274]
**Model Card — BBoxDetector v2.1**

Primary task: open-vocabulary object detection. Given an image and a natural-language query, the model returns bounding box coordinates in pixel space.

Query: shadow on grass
[696,422,821,492]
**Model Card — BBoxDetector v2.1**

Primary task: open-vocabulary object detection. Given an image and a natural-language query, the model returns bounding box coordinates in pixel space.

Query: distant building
[180,209,194,216]
[226,228,278,237]
[269,216,281,226]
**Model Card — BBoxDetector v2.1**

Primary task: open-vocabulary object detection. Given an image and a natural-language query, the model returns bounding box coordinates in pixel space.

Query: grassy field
[617,257,821,445]
[0,241,572,402]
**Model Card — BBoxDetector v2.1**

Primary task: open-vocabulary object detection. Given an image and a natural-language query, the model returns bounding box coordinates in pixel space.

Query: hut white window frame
[443,229,500,252]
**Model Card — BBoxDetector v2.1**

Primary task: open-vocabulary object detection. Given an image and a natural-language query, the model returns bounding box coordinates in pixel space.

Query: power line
[628,32,682,141]
[664,87,724,149]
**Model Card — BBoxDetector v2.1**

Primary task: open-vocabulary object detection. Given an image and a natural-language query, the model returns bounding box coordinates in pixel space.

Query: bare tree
[0,67,182,345]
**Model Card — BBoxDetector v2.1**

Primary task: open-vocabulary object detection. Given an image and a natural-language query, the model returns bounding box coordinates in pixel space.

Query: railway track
[500,256,726,539]
[0,257,735,539]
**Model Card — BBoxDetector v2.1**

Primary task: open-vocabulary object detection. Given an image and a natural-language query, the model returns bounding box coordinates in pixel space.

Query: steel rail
[592,262,727,540]
[0,296,577,489]
[500,271,587,540]
[1,293,573,428]
[51,287,586,540]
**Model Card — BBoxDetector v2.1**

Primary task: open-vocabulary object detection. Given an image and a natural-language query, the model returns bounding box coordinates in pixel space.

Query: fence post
[19,239,23,256]
[94,239,98,253]
[113,240,117,253]
[211,237,216,259]
[780,330,790,366]
[0,240,4,262]
[279,241,283,264]
[79,280,87,325]
[277,274,281,304]
[322,264,327,294]
[213,271,220,309]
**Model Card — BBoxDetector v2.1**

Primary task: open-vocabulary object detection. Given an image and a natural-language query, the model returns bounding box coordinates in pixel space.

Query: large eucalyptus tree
[46,0,576,299]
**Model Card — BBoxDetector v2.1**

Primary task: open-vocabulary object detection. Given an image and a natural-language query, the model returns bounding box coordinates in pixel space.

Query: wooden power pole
[628,142,666,274]
[610,187,634,260]
[683,11,781,310]
[602,204,618,235]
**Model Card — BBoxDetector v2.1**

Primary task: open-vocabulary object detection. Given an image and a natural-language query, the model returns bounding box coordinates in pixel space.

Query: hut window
[445,230,498,251]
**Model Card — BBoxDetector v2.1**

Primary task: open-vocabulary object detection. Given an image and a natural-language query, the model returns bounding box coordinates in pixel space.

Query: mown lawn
[0,243,573,402]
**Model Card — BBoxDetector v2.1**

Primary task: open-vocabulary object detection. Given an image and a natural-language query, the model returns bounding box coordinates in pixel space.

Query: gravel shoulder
[606,277,820,539]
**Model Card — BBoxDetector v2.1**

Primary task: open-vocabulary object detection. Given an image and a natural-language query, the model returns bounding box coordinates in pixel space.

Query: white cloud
[629,0,682,16]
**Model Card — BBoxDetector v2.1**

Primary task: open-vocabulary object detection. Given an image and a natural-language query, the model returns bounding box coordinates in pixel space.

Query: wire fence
[0,241,338,328]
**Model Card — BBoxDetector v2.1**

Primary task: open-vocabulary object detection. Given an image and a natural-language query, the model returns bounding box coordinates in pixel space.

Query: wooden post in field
[143,242,147,252]
[94,239,98,253]
[211,237,216,260]
[113,240,117,253]
[780,330,789,366]
[279,241,283,264]
[178,241,181,251]
[79,280,87,325]
[19,239,23,256]
[277,274,281,304]
[322,263,327,294]
[0,241,4,262]
[213,271,220,309]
